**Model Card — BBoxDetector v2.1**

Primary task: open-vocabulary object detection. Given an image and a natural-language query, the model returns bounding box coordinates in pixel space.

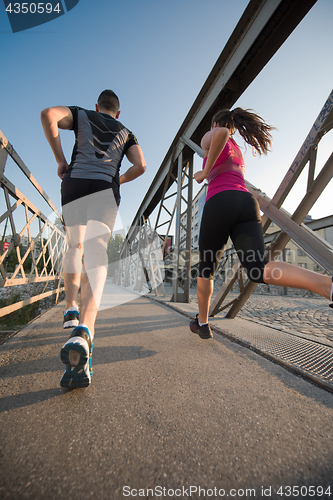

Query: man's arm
[40,106,73,180]
[119,145,146,184]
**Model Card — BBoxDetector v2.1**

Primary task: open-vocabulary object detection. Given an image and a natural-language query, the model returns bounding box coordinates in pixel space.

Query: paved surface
[1,285,333,499]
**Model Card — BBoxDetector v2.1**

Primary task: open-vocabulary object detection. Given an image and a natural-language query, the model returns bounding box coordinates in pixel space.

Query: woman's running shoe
[190,314,213,339]
[63,308,80,329]
[60,326,93,389]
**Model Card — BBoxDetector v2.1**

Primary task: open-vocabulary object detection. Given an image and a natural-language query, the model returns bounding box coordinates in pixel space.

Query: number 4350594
[5,3,61,14]
[277,485,331,497]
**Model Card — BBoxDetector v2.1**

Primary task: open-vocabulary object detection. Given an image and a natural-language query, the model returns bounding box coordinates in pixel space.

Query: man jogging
[41,89,146,389]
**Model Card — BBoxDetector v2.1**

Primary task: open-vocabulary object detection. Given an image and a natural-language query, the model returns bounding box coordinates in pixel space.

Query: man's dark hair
[97,90,120,114]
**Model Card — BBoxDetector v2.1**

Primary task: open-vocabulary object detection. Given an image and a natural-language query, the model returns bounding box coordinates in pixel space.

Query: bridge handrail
[0,130,66,319]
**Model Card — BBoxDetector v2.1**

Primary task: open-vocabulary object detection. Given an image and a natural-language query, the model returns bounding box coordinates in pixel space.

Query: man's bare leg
[62,225,86,329]
[79,220,111,338]
[61,211,115,388]
[63,225,86,309]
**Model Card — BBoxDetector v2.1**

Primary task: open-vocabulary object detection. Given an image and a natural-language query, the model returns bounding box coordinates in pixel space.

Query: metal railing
[0,130,66,318]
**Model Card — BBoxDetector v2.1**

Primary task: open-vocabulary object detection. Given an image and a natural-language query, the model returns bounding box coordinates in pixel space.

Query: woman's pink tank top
[203,137,248,201]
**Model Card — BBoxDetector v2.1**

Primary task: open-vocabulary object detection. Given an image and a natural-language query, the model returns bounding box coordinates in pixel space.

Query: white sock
[64,306,78,313]
[198,319,208,327]
[77,324,94,341]
[78,323,90,332]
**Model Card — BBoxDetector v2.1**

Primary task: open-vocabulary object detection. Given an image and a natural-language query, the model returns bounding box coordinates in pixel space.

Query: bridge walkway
[0,285,333,499]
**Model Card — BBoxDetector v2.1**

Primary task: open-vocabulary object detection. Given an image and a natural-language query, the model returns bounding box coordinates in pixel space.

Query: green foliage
[4,240,52,274]
[0,288,65,340]
[4,248,19,273]
[107,234,124,264]
[33,239,52,273]
[0,292,39,330]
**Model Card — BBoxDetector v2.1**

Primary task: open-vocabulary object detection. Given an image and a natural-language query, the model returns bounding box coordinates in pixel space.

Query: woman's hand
[194,170,206,184]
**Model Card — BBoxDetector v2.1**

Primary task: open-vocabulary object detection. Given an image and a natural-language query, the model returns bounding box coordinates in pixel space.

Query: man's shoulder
[68,105,95,117]
[69,107,136,140]
[88,111,132,134]
[68,105,96,115]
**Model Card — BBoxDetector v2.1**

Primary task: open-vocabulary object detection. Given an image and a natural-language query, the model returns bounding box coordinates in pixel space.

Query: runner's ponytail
[211,108,275,155]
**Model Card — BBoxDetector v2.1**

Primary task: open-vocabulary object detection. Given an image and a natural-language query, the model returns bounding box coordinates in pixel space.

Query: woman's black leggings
[198,190,268,282]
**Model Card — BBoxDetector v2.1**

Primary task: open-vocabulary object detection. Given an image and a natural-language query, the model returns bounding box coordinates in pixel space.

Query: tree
[107,234,124,264]
[53,216,65,231]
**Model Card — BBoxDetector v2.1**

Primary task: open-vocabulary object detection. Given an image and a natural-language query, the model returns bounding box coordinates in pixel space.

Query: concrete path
[1,291,333,499]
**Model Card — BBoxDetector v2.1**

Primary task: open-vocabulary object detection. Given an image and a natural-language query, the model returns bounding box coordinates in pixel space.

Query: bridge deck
[1,288,333,499]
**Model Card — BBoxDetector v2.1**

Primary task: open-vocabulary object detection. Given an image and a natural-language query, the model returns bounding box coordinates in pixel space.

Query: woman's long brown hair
[211,108,275,155]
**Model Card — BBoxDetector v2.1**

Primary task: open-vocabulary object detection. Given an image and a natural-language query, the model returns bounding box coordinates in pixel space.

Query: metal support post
[170,151,193,303]
[0,136,8,175]
[172,153,183,301]
[183,154,193,302]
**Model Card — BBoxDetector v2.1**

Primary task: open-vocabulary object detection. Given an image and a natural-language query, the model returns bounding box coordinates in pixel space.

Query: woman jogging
[190,107,333,339]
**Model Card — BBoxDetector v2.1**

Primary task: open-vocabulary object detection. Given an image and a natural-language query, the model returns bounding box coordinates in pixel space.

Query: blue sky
[0,0,332,234]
